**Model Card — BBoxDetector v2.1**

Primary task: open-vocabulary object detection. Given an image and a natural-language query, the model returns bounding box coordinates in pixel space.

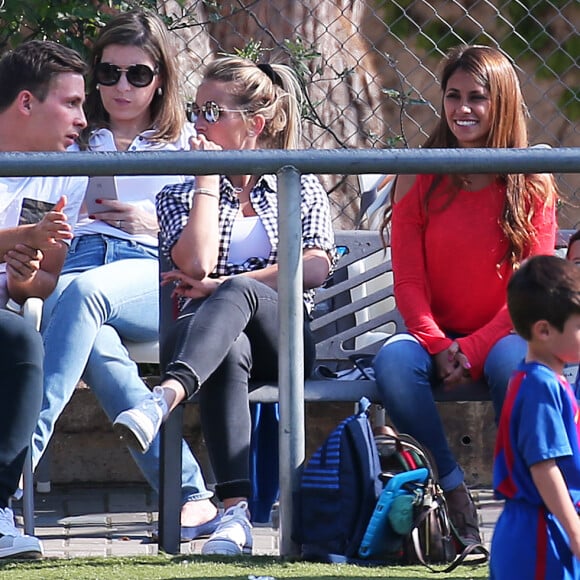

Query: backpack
[358,426,489,572]
[292,397,382,562]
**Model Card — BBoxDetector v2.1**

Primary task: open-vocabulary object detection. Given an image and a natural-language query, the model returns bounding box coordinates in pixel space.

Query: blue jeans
[31,234,212,503]
[372,332,526,492]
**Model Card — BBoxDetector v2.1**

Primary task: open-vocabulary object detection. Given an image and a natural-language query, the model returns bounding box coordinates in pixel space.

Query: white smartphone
[84,175,118,214]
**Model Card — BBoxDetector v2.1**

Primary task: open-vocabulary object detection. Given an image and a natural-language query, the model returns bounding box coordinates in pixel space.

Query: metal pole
[276,165,305,557]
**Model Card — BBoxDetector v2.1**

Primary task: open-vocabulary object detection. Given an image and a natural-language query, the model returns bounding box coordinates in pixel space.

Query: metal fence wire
[158,0,579,228]
[9,0,580,226]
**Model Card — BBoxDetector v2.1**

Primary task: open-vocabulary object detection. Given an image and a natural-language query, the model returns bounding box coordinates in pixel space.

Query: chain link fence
[158,0,579,228]
[3,0,577,227]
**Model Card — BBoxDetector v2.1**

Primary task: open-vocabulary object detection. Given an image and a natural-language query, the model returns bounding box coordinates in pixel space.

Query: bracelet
[194,188,219,199]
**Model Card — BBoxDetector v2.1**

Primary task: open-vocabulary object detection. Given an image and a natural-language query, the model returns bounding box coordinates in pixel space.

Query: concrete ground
[12,484,501,559]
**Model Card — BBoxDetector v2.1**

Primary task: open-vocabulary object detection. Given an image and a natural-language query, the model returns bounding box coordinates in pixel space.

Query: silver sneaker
[201,501,253,556]
[113,387,168,453]
[0,507,43,559]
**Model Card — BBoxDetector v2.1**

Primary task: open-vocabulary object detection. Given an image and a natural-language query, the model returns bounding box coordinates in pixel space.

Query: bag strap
[410,504,489,573]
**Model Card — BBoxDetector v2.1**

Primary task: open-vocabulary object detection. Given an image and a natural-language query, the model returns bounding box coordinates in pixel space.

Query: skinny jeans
[162,276,316,501]
[0,310,43,508]
[373,332,526,492]
[32,234,212,502]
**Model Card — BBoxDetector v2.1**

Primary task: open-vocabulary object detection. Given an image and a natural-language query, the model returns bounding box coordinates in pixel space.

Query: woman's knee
[374,335,427,381]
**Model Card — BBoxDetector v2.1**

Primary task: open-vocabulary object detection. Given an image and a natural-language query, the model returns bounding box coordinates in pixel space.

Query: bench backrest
[311,230,403,367]
[311,228,575,370]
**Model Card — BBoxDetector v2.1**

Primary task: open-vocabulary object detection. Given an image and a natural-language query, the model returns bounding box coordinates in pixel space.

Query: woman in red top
[373,45,557,544]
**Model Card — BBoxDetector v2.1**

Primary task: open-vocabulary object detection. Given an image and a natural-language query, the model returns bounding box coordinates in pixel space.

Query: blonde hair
[381,45,557,266]
[80,9,185,147]
[202,56,304,149]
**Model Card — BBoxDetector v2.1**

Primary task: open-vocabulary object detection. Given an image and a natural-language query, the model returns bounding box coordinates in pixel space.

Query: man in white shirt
[0,39,87,559]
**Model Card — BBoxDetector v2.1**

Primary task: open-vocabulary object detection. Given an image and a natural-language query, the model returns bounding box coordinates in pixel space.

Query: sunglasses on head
[186,100,248,124]
[95,62,158,88]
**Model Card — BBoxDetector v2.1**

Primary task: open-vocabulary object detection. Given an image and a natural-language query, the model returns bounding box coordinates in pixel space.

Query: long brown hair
[380,45,556,267]
[79,9,184,148]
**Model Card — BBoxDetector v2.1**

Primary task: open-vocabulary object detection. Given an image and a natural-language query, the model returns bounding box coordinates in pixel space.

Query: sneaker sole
[201,538,252,556]
[112,420,149,454]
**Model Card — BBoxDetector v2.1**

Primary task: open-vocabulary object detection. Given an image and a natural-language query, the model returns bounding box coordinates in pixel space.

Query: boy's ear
[530,319,551,341]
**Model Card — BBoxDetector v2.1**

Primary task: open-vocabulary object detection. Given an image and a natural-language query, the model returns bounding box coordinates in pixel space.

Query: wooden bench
[156,228,574,554]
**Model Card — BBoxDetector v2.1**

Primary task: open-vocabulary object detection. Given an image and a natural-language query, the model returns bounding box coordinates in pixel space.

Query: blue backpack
[292,397,382,562]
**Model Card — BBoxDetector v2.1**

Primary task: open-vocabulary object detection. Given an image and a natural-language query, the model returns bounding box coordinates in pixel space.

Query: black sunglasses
[186,100,248,124]
[95,62,158,88]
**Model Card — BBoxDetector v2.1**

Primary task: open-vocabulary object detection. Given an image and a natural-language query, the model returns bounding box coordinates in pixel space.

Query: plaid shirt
[156,173,336,312]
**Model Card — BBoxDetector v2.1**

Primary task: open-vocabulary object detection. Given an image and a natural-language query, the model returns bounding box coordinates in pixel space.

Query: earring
[96,84,100,91]
[248,130,256,137]
[157,87,163,96]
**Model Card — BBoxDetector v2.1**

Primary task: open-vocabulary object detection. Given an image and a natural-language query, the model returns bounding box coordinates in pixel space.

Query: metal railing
[4,147,579,555]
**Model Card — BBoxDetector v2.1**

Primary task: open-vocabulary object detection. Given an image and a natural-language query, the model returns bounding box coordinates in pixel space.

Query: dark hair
[567,230,580,259]
[0,40,87,113]
[80,9,184,147]
[507,255,580,340]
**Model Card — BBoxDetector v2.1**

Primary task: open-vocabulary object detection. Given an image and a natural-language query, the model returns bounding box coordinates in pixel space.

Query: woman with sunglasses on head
[31,9,221,541]
[113,55,336,556]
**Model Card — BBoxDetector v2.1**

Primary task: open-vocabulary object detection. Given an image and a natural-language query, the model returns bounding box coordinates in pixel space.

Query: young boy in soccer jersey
[491,255,580,579]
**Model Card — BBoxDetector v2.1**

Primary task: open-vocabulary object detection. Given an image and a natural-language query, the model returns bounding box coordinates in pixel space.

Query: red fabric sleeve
[391,175,453,356]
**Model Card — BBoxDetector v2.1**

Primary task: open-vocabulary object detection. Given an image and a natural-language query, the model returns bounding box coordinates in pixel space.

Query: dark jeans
[162,276,315,501]
[0,309,43,508]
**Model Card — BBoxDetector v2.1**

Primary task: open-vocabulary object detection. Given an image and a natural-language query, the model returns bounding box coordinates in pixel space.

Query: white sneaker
[0,507,43,559]
[113,387,168,453]
[201,501,253,556]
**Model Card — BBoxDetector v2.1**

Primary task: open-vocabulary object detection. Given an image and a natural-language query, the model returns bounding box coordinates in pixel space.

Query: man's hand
[5,244,43,283]
[29,196,72,249]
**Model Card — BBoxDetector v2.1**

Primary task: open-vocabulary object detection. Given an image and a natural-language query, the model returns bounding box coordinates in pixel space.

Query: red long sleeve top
[391,173,556,380]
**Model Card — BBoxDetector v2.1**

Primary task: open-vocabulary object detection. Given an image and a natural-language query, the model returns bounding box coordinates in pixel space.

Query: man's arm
[6,241,67,303]
[2,196,72,304]
[0,196,72,261]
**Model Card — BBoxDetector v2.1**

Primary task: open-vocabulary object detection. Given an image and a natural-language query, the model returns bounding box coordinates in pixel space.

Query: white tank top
[228,215,271,265]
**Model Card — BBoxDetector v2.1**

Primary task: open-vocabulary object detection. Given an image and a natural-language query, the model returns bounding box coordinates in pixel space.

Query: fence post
[276,165,305,557]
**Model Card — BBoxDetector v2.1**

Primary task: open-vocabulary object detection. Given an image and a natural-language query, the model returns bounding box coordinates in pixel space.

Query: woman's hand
[161,269,225,299]
[189,133,222,152]
[434,341,472,389]
[89,199,158,236]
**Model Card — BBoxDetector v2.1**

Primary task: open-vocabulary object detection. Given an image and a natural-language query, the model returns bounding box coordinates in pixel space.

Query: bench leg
[158,405,183,554]
[22,448,34,536]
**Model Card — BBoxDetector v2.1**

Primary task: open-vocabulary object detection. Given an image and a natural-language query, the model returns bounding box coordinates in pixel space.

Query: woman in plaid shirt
[114,55,335,555]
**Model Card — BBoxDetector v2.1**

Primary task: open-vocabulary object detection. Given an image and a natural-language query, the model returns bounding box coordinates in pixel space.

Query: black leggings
[0,309,43,508]
[161,276,315,501]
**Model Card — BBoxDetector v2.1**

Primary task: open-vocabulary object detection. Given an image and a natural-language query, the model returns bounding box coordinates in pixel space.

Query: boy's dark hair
[566,229,580,258]
[508,255,580,340]
[0,40,87,113]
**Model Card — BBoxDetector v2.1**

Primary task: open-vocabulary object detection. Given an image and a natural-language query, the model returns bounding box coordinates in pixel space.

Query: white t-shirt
[71,126,196,247]
[0,174,87,306]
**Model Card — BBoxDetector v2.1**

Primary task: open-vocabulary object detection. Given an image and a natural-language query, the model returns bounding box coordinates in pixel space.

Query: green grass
[0,555,490,579]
